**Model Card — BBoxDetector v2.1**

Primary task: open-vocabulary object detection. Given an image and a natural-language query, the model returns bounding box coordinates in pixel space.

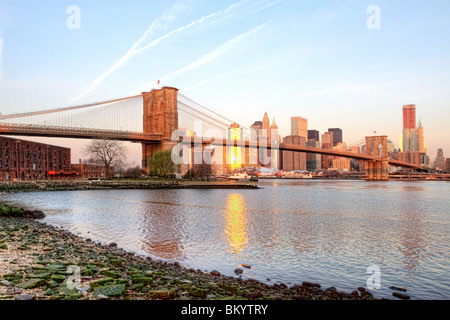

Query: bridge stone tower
[365,135,389,181]
[142,87,179,173]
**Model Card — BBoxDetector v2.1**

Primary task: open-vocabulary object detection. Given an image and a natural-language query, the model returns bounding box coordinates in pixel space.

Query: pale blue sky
[0,0,449,163]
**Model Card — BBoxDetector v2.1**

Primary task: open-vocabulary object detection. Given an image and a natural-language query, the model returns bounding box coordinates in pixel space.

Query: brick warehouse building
[0,136,72,181]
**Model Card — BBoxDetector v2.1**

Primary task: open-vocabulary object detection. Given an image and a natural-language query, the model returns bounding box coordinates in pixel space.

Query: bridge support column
[365,135,390,181]
[141,87,179,173]
[366,161,374,181]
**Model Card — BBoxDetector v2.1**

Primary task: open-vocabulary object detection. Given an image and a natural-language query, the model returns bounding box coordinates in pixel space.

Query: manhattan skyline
[0,0,449,163]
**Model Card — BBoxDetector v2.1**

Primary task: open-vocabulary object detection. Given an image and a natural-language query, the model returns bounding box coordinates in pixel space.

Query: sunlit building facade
[0,136,71,181]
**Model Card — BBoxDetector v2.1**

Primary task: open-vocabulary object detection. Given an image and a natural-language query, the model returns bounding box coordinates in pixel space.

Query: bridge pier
[365,136,389,181]
[141,87,179,173]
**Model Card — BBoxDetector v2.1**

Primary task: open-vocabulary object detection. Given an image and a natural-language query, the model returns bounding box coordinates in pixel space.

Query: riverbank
[0,205,379,301]
[0,179,259,193]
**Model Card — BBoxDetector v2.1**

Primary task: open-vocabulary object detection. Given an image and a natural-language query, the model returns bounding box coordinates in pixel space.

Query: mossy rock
[0,206,12,216]
[90,278,115,289]
[92,284,126,298]
[102,270,120,279]
[28,272,52,279]
[129,283,144,290]
[57,284,79,296]
[109,259,122,266]
[81,268,95,276]
[51,274,66,283]
[44,289,59,296]
[11,207,25,217]
[220,284,239,294]
[132,277,153,285]
[189,287,209,299]
[21,278,46,289]
[46,280,61,288]
[0,244,7,250]
[45,264,66,271]
[116,279,130,285]
[63,293,83,300]
[148,289,177,300]
[1,273,17,280]
[130,273,144,278]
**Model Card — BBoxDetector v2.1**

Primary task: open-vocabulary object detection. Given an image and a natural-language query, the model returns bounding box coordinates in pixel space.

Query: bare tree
[83,140,127,178]
[193,162,213,181]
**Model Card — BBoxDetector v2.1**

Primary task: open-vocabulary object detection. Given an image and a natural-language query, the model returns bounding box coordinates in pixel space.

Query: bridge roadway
[0,123,163,143]
[0,123,423,171]
[190,137,424,171]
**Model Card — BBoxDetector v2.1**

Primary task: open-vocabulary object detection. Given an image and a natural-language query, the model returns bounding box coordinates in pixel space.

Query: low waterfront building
[0,136,72,181]
[71,159,114,179]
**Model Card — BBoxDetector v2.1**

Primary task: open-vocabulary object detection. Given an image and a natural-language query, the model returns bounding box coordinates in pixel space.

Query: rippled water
[2,180,450,300]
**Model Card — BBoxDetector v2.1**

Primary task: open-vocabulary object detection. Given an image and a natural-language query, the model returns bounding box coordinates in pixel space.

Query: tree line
[83,139,212,180]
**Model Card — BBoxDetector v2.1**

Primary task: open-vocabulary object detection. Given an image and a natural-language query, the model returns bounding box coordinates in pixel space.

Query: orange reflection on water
[225,194,248,253]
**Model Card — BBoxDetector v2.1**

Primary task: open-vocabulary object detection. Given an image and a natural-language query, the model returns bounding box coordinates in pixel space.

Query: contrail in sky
[71,0,249,103]
[137,23,268,92]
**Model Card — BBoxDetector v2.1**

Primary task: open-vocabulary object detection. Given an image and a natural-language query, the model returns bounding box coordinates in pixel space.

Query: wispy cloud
[138,23,268,92]
[249,0,283,15]
[268,75,439,105]
[71,0,249,103]
[182,55,293,93]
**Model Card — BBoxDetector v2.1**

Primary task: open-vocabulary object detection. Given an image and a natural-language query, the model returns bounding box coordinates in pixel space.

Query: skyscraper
[306,140,321,171]
[332,142,350,171]
[228,123,244,171]
[281,135,306,171]
[262,112,271,140]
[328,128,343,147]
[291,117,308,138]
[434,148,446,170]
[308,130,320,142]
[403,104,416,130]
[417,121,426,153]
[270,117,280,170]
[321,131,333,169]
[399,104,428,166]
[256,113,280,169]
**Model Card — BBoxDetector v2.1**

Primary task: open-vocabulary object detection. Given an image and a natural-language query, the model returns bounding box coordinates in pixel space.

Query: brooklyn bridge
[0,86,424,181]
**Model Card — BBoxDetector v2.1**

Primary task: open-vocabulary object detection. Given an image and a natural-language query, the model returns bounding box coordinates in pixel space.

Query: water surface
[2,179,449,299]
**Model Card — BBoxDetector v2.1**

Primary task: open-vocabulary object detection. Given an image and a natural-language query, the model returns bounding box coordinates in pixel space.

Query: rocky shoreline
[0,180,259,193]
[0,203,380,301]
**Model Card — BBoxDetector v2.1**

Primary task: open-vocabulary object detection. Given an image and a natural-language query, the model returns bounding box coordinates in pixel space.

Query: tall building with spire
[254,112,279,169]
[270,117,279,170]
[417,120,426,153]
[262,112,271,140]
[399,104,429,166]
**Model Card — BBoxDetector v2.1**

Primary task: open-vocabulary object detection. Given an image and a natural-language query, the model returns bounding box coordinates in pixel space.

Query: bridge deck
[0,123,163,143]
[0,123,423,170]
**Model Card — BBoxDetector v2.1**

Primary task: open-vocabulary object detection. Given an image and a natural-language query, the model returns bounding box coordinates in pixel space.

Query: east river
[2,180,449,300]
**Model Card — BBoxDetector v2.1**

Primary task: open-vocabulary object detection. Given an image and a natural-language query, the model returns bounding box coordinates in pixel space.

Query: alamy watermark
[66,265,82,290]
[367,5,381,30]
[170,121,280,167]
[67,5,81,30]
[366,265,381,290]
